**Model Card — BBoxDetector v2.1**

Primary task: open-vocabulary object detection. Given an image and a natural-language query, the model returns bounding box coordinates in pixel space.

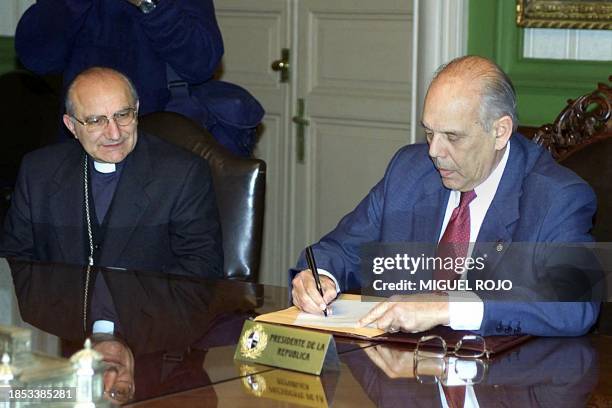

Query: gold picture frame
[516,0,612,29]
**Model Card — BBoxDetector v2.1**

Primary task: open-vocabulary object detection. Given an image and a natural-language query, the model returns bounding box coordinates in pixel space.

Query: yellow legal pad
[254,294,385,338]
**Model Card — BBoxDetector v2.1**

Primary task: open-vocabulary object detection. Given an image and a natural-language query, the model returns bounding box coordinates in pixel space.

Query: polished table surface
[130,336,612,408]
[2,259,611,407]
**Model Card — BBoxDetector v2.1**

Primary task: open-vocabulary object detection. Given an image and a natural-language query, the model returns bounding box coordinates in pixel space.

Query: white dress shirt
[438,358,481,408]
[442,140,510,330]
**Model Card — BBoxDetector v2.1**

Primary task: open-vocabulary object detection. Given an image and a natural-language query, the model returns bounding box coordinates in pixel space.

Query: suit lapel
[49,143,86,264]
[98,136,152,267]
[473,138,524,277]
[101,269,156,348]
[412,171,450,244]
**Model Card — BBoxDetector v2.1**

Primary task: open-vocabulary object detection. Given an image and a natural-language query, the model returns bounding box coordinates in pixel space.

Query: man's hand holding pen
[291,270,337,315]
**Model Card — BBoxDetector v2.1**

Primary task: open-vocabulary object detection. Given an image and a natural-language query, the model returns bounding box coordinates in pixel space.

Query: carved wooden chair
[532,77,611,334]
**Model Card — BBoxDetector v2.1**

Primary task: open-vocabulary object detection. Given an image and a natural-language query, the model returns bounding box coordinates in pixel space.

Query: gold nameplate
[234,321,339,375]
[238,364,329,407]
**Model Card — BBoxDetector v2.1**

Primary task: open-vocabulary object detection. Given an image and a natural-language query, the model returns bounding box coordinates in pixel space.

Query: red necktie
[435,190,477,281]
[442,385,466,408]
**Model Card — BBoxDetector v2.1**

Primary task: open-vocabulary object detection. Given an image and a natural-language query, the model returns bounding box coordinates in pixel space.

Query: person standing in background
[15,0,264,156]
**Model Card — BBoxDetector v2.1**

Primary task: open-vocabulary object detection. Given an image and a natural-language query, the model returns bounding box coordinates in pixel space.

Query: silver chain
[83,264,91,334]
[83,154,94,267]
[83,154,94,333]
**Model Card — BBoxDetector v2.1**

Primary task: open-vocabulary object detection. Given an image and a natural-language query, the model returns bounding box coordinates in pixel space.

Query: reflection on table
[2,258,611,406]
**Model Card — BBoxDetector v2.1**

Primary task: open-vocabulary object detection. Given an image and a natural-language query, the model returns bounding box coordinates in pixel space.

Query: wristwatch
[138,0,158,14]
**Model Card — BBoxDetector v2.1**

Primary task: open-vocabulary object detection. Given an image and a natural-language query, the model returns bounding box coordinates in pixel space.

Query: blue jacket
[15,0,224,116]
[292,134,600,336]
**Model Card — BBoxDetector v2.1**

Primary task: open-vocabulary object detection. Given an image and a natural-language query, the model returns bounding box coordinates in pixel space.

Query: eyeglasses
[414,334,491,360]
[104,378,135,403]
[413,354,489,385]
[102,361,135,403]
[413,334,490,385]
[71,107,137,133]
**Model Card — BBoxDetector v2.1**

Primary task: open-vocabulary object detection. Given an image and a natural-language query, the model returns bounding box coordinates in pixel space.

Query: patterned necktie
[435,190,477,281]
[442,385,466,408]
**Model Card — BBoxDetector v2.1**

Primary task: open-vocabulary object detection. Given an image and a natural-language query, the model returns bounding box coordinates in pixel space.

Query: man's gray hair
[432,56,518,132]
[65,67,139,116]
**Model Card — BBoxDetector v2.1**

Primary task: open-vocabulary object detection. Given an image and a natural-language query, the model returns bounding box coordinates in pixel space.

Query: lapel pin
[496,241,504,252]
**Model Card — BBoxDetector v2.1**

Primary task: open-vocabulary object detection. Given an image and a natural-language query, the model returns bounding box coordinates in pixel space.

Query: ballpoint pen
[305,245,328,317]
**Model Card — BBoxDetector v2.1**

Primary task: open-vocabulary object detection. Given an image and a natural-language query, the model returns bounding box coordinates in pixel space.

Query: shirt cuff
[92,320,115,334]
[317,269,341,293]
[446,291,483,330]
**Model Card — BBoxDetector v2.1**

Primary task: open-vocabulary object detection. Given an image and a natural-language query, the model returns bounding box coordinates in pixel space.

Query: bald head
[429,56,517,132]
[62,67,140,164]
[65,67,139,116]
[422,56,515,191]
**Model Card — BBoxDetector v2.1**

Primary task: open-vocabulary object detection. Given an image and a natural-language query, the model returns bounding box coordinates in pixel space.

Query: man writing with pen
[289,55,600,337]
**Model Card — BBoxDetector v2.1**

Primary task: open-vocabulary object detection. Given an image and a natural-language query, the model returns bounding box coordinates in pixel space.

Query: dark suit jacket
[9,259,258,354]
[292,134,600,336]
[1,132,223,278]
[8,259,256,403]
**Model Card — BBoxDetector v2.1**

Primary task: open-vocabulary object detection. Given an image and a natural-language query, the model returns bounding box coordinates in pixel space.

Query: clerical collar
[93,161,117,174]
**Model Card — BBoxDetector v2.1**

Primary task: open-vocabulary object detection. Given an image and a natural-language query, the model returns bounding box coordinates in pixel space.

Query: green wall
[0,37,17,74]
[0,36,62,96]
[468,0,610,126]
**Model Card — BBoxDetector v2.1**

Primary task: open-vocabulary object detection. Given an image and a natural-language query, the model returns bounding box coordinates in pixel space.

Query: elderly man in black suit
[1,67,223,277]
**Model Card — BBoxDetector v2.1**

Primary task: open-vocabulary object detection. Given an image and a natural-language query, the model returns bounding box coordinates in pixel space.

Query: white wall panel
[0,0,34,36]
[523,28,612,61]
[311,119,409,237]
